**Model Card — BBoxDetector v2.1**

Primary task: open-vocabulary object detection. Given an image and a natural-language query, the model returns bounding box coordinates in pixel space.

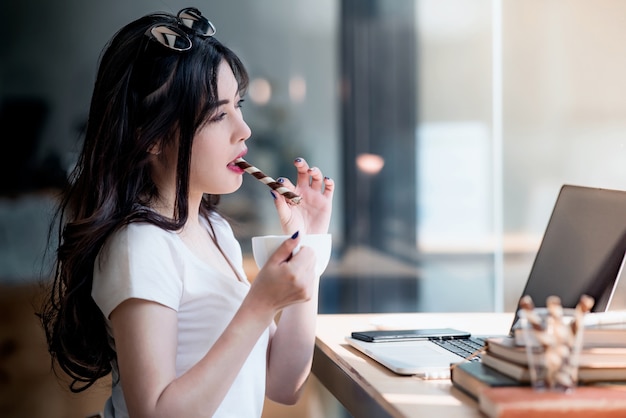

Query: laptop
[345,184,626,378]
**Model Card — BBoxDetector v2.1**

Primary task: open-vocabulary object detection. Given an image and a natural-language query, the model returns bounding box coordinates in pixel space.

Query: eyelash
[211,99,245,122]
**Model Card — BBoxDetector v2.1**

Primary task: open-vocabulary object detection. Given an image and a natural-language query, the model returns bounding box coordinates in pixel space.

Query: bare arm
[265,276,320,404]
[265,157,334,403]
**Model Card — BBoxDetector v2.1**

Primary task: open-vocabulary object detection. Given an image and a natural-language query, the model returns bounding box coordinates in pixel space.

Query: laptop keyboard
[432,337,485,362]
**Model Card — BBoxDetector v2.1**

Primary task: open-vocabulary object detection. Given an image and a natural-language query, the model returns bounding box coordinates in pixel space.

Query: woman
[39,7,334,418]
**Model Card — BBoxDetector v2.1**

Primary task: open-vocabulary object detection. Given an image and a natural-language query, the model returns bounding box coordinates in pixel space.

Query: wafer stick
[235,158,302,204]
[573,294,594,334]
[520,295,542,331]
[571,294,594,384]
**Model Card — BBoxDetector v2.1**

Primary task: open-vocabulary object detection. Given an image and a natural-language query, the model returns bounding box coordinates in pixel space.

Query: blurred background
[1,0,626,417]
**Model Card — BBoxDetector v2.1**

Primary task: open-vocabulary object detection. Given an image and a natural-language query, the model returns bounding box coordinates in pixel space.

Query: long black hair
[38,9,249,392]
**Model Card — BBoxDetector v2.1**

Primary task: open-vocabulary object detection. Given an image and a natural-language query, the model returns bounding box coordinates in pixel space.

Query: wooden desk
[312,312,514,418]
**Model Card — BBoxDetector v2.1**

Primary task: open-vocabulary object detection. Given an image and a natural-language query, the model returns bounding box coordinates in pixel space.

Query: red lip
[228,149,248,173]
[229,164,245,174]
[234,149,247,162]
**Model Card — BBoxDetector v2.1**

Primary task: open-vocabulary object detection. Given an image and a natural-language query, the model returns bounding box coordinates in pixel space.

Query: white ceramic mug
[251,233,332,277]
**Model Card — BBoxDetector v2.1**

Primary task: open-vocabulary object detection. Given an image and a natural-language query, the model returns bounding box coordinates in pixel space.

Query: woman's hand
[248,233,317,312]
[272,157,334,235]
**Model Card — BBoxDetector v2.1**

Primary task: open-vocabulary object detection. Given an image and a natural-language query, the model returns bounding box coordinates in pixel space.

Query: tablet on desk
[351,328,471,342]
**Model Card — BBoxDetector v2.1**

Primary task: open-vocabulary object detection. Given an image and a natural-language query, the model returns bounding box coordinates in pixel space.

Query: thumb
[267,231,301,264]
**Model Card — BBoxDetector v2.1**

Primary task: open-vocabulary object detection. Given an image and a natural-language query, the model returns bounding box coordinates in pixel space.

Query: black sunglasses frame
[145,7,216,52]
[178,7,216,37]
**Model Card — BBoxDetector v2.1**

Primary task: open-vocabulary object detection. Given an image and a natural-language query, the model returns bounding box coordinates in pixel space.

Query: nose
[237,115,252,143]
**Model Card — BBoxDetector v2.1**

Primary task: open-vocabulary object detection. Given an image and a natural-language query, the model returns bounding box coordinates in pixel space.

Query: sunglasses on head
[145,7,216,52]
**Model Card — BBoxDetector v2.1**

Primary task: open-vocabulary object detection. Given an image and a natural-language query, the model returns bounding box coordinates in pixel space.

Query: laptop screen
[511,184,626,331]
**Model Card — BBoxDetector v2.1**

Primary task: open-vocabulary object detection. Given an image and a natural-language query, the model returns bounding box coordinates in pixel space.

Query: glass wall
[500,0,626,310]
[414,0,496,312]
[410,0,626,313]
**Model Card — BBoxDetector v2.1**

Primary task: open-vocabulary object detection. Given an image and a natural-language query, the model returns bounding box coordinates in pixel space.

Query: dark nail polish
[291,231,299,239]
[277,178,285,183]
[270,191,277,199]
[295,158,303,162]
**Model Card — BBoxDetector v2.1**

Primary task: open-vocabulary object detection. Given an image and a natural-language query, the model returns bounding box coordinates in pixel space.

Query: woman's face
[189,60,251,196]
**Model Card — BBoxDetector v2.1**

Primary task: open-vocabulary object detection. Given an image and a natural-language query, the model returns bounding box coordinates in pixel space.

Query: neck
[148,192,203,226]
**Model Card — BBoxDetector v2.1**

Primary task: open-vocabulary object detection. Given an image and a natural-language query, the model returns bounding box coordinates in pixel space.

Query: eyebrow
[215,87,242,107]
[215,92,241,107]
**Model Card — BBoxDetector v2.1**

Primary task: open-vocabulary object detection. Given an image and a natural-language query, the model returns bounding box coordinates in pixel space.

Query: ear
[147,143,161,155]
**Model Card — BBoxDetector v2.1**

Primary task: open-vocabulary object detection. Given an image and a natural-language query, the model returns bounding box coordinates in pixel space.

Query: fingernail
[295,157,303,162]
[277,178,285,183]
[270,191,277,199]
[324,176,331,180]
[291,231,299,239]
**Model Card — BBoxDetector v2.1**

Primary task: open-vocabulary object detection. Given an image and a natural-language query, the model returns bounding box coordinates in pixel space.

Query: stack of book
[451,314,626,416]
[477,385,626,418]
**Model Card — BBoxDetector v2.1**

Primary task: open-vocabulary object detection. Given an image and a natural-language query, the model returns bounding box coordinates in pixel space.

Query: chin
[220,181,243,195]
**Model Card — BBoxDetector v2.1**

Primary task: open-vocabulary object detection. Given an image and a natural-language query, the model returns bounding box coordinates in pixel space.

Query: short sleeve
[92,223,183,319]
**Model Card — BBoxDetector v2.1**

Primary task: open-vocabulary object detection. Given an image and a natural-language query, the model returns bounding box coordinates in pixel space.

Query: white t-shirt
[92,213,269,418]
